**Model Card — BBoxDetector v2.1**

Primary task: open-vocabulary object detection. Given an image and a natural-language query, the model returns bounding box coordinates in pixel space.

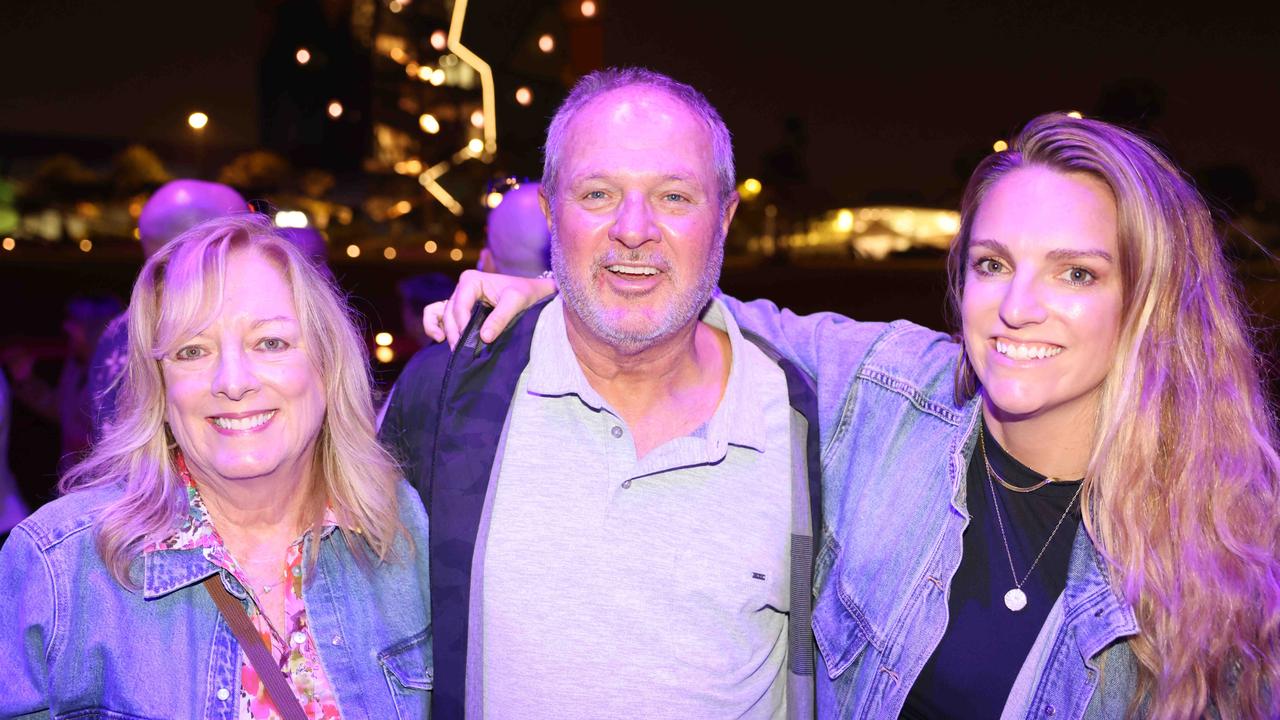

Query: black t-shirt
[900,424,1082,719]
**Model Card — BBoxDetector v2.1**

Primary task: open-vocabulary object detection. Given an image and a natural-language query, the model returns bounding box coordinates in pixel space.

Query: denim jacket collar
[140,547,220,600]
[1061,522,1141,665]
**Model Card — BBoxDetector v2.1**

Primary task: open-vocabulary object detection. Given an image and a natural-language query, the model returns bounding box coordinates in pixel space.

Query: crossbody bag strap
[203,575,309,720]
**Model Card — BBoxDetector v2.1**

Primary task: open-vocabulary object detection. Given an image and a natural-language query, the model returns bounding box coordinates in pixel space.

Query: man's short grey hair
[542,67,736,210]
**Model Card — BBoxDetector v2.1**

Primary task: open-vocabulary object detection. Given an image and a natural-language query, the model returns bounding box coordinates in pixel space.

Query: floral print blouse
[144,458,342,719]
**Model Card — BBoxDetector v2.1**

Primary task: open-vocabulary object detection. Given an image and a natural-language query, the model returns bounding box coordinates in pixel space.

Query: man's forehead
[560,85,716,180]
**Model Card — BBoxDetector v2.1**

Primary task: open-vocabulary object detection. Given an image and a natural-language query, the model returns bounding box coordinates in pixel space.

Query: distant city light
[449,248,464,261]
[346,244,361,258]
[1067,110,1083,119]
[375,332,394,347]
[486,191,504,208]
[405,62,421,78]
[470,109,485,128]
[275,210,309,228]
[393,200,413,215]
[430,68,446,86]
[993,140,1009,152]
[296,48,311,65]
[327,100,344,119]
[424,240,438,253]
[389,0,404,13]
[79,238,93,252]
[431,30,448,51]
[580,1,597,17]
[375,346,395,363]
[2,237,14,251]
[742,178,762,195]
[389,47,407,63]
[417,65,433,81]
[467,138,484,154]
[515,87,533,106]
[835,209,855,233]
[419,113,441,134]
[384,247,398,260]
[188,112,208,130]
[538,34,555,53]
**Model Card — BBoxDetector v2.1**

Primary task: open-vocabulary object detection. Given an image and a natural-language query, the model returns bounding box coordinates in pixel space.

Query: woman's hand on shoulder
[423,269,557,350]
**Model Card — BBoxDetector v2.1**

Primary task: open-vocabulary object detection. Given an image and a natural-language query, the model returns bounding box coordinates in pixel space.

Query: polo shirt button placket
[610,425,623,438]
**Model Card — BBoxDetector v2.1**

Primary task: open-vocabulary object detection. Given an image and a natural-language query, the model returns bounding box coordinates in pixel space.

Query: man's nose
[211,346,260,401]
[608,192,659,248]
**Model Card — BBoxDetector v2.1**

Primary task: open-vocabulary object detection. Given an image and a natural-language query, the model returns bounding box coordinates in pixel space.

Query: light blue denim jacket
[0,480,433,720]
[723,296,1143,720]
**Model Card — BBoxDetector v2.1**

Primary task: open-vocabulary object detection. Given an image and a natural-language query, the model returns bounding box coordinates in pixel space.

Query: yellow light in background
[580,0,597,17]
[188,112,208,130]
[79,239,93,252]
[430,68,446,86]
[403,159,423,175]
[384,247,398,260]
[405,62,420,78]
[296,48,311,65]
[424,240,438,253]
[515,87,533,106]
[2,237,14,251]
[993,140,1009,152]
[538,34,555,53]
[470,109,485,128]
[835,209,855,233]
[431,30,448,51]
[346,244,361,258]
[389,47,407,63]
[419,114,441,134]
[375,332,394,346]
[1067,110,1083,119]
[743,178,762,195]
[275,210,309,228]
[449,248,464,261]
[128,200,144,218]
[327,101,344,119]
[467,138,484,154]
[389,0,404,13]
[375,346,395,363]
[485,191,504,208]
[133,228,141,239]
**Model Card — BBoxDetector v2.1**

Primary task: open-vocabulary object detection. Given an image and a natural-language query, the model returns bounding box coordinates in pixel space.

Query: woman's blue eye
[175,346,205,361]
[257,337,290,351]
[1060,267,1096,285]
[974,258,1005,275]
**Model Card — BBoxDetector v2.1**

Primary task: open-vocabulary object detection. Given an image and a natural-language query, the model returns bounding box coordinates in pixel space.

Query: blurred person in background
[0,214,431,718]
[397,272,457,355]
[478,181,551,278]
[5,293,122,470]
[0,370,26,540]
[88,179,249,436]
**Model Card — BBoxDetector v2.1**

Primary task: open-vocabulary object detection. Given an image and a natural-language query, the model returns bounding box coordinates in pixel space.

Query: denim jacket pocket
[378,629,433,720]
[812,577,876,680]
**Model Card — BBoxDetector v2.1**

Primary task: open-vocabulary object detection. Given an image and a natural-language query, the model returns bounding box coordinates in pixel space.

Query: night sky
[2,0,1277,207]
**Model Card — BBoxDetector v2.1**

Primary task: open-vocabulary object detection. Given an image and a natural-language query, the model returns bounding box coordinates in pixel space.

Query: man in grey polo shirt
[381,67,819,720]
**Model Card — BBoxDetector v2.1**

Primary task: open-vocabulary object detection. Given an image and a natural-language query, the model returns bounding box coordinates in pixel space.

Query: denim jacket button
[216,688,230,701]
[1044,704,1056,716]
[331,635,343,646]
[611,425,623,438]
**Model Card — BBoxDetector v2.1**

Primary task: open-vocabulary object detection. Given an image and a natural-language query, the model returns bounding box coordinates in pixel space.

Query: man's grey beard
[550,224,725,353]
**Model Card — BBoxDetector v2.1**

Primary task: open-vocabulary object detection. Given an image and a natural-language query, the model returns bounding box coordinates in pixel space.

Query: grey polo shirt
[470,297,795,719]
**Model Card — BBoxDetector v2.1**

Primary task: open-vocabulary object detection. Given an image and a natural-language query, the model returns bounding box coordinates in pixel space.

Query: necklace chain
[980,430,1075,493]
[981,427,1082,599]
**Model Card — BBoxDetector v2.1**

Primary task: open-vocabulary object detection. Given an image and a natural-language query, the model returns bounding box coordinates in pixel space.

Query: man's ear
[721,191,741,237]
[538,187,554,233]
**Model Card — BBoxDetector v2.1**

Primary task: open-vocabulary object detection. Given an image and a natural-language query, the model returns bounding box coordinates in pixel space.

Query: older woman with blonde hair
[431,112,1280,718]
[0,214,432,719]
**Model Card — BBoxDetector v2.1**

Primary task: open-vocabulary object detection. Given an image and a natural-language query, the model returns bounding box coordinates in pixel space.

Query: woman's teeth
[210,411,276,431]
[995,340,1062,360]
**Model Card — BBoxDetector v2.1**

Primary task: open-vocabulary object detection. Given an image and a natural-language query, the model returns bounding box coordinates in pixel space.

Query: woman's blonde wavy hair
[948,113,1280,718]
[62,214,406,586]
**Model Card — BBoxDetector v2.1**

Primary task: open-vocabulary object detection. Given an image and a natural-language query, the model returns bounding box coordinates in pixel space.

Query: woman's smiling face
[961,165,1124,425]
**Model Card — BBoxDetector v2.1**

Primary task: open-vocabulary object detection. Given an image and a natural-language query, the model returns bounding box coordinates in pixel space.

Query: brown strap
[203,575,309,720]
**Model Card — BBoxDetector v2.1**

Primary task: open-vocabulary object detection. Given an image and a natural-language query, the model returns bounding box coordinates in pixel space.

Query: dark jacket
[380,300,823,719]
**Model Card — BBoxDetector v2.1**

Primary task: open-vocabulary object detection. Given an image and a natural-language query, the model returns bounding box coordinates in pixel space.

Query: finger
[421,302,446,343]
[479,287,528,343]
[441,294,462,351]
[446,270,486,349]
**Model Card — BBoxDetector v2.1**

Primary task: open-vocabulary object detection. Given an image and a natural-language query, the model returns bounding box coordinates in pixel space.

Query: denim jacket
[722,296,1142,720]
[0,480,433,720]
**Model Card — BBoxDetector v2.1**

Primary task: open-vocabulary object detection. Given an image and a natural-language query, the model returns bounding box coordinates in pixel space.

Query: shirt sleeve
[0,525,55,717]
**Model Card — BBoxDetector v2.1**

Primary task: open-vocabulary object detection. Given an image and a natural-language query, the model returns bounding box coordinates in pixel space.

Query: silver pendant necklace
[980,429,1082,612]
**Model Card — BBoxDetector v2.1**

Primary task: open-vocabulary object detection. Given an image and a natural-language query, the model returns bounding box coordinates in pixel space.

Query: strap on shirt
[203,575,309,720]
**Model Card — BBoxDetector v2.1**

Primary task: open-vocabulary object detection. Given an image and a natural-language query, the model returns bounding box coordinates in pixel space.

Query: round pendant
[1004,588,1027,612]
